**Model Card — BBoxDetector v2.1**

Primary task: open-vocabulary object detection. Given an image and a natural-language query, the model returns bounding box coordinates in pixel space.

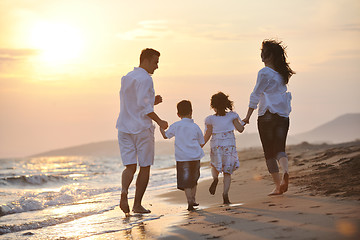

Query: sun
[30,21,85,64]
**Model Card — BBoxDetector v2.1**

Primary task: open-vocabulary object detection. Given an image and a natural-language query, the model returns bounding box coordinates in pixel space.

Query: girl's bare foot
[209,178,218,195]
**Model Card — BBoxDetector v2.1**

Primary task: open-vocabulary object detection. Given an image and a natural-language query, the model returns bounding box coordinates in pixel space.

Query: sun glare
[30,22,85,64]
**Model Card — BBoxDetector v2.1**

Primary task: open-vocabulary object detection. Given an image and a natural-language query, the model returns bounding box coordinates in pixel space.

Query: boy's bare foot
[209,178,218,195]
[132,205,151,214]
[223,193,231,204]
[120,192,130,214]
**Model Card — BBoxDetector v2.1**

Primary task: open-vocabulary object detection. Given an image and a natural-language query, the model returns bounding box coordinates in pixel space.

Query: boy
[160,100,205,211]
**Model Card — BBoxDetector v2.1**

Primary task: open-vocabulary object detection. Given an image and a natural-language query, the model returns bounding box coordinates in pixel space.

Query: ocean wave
[0,204,117,235]
[0,174,70,186]
[0,185,120,217]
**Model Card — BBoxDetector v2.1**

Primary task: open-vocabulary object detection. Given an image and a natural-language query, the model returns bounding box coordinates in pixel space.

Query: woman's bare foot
[280,172,289,193]
[268,188,283,196]
[132,205,151,214]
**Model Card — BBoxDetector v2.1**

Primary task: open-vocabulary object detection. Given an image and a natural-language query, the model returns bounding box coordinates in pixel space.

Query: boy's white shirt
[165,118,205,162]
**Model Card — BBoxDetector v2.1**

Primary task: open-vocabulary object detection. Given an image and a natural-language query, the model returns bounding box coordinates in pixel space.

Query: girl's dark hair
[210,92,233,116]
[262,39,295,84]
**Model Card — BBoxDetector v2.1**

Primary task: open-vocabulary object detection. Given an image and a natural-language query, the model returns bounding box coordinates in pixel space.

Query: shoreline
[88,141,360,239]
[157,141,360,239]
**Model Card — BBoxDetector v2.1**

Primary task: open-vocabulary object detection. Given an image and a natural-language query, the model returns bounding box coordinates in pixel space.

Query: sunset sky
[1,0,359,158]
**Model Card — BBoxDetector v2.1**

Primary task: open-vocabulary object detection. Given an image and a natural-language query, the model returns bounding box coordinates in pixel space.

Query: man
[116,48,168,215]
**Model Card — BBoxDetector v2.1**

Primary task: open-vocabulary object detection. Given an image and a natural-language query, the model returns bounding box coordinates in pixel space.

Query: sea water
[0,154,210,239]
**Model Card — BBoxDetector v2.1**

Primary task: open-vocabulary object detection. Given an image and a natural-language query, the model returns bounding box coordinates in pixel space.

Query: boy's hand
[154,95,163,105]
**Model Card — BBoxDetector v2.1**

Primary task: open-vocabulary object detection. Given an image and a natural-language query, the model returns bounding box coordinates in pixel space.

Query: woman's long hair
[262,39,295,84]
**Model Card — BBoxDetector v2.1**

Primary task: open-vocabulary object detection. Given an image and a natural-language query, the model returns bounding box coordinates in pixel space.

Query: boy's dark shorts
[176,160,200,191]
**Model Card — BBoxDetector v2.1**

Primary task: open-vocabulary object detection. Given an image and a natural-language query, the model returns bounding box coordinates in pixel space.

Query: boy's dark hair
[177,100,192,116]
[211,92,233,116]
[140,48,160,63]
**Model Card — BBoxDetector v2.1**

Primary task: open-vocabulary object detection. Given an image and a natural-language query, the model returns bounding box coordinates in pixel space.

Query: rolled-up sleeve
[249,70,269,109]
[165,124,175,139]
[136,78,155,116]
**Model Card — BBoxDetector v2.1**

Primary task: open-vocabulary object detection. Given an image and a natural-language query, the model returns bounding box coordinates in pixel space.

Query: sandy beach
[97,140,360,240]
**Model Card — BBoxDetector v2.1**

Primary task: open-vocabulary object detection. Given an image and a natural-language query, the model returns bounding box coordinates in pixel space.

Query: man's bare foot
[120,192,130,214]
[132,205,151,214]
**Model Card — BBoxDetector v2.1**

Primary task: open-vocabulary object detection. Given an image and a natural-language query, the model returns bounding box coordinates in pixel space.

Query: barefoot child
[203,92,245,204]
[160,100,205,211]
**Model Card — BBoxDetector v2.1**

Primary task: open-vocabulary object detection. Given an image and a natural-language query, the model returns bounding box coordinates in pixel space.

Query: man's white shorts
[118,127,155,167]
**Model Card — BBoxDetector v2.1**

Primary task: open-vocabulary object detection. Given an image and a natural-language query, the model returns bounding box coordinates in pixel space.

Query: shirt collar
[181,118,194,123]
[134,67,150,75]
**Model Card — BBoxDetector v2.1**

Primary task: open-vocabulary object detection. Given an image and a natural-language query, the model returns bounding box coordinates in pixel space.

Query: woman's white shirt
[249,67,292,117]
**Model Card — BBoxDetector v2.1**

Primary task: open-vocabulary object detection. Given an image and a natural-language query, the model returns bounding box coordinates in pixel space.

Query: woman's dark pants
[257,111,290,173]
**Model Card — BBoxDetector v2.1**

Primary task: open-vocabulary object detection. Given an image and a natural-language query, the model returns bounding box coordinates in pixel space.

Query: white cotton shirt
[165,118,205,162]
[249,67,292,117]
[205,111,244,134]
[116,67,155,134]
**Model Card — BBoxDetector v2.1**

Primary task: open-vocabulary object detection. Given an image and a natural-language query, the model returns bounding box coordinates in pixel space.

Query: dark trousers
[257,111,290,173]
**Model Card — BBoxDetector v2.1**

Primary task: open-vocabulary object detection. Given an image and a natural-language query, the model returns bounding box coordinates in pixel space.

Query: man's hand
[154,95,163,105]
[158,120,168,130]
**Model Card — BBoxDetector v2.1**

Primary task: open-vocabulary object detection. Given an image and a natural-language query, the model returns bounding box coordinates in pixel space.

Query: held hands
[154,95,163,105]
[158,119,168,130]
[242,117,250,125]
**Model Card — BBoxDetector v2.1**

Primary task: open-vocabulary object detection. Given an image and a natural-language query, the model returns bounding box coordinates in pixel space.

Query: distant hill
[32,113,360,157]
[290,113,360,144]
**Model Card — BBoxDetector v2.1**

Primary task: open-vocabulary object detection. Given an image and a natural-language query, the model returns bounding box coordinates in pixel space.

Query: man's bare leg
[120,164,137,214]
[133,166,151,213]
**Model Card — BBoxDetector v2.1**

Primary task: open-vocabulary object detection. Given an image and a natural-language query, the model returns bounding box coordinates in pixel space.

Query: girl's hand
[242,117,249,125]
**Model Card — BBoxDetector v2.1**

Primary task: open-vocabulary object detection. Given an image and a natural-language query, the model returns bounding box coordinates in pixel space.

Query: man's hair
[140,48,160,63]
[177,100,192,117]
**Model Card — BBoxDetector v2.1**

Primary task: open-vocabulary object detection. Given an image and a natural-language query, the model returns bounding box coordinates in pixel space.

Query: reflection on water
[0,154,208,239]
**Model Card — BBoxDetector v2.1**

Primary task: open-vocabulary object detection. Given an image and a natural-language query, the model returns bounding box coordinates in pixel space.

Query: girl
[243,39,295,196]
[204,92,245,204]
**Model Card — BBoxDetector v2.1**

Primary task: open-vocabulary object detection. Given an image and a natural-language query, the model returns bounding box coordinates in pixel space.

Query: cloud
[117,20,171,40]
[0,48,39,60]
[0,48,39,76]
[336,24,360,32]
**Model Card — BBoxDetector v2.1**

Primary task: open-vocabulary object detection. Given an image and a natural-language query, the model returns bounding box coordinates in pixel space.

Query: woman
[243,39,295,195]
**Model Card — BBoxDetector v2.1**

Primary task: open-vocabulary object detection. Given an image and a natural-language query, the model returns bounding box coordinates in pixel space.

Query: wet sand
[95,141,360,240]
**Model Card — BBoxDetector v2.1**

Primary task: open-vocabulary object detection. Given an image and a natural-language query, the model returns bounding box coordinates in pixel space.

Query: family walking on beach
[115,39,295,215]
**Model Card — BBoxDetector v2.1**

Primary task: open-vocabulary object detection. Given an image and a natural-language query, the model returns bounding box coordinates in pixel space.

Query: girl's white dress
[205,111,242,174]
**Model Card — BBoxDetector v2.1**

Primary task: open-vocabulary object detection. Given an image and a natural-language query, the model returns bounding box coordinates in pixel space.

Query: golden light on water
[336,220,358,237]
